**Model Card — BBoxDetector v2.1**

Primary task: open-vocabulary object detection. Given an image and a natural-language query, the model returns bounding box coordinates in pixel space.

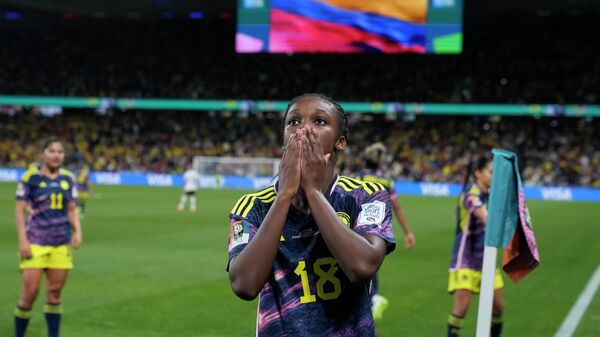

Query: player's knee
[452,295,472,316]
[46,284,63,300]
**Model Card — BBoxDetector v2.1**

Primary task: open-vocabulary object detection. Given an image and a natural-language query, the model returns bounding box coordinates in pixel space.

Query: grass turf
[0,183,599,336]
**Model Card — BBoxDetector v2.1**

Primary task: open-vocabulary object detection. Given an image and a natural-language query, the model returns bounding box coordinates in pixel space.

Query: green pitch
[1,183,599,337]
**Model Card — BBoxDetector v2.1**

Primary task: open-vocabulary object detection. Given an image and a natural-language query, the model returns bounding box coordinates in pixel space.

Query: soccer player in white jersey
[177,164,200,212]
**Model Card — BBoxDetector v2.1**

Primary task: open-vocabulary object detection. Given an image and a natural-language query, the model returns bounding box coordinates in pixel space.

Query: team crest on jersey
[16,182,25,197]
[358,201,385,226]
[337,212,351,227]
[39,181,47,188]
[60,180,70,190]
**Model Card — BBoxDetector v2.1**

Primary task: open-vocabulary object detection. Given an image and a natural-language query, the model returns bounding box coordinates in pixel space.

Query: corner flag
[476,149,541,337]
[486,148,540,281]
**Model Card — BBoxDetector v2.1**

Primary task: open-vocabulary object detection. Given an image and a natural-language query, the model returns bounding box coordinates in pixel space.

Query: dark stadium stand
[0,1,598,187]
[1,110,598,187]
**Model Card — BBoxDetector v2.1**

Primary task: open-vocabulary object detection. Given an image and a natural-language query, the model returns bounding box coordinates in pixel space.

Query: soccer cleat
[177,205,184,212]
[190,206,197,213]
[371,294,389,321]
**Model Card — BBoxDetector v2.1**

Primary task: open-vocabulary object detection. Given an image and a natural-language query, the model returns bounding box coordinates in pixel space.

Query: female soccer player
[447,156,504,337]
[14,139,83,337]
[358,142,416,321]
[227,94,396,336]
[76,163,91,218]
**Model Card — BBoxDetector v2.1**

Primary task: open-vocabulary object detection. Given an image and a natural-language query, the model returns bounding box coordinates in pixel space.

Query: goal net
[192,156,281,177]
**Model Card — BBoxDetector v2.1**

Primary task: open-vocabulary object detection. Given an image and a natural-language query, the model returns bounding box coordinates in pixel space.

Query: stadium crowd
[0,17,598,104]
[1,16,598,187]
[1,109,598,187]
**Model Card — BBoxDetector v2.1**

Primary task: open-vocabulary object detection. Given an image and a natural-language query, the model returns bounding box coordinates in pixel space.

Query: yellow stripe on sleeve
[339,177,362,188]
[338,176,384,194]
[336,179,354,192]
[232,187,276,217]
[231,195,252,215]
[20,164,39,183]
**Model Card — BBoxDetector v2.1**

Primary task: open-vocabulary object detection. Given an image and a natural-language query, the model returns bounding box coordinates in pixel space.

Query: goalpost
[192,156,281,178]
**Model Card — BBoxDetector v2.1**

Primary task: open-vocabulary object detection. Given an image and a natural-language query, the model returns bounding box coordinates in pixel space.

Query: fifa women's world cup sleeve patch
[358,201,386,226]
[354,190,396,253]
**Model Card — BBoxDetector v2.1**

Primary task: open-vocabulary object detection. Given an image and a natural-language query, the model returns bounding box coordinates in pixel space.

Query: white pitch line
[553,264,600,337]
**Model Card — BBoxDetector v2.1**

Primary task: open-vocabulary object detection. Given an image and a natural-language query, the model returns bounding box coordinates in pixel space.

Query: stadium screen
[236,0,463,54]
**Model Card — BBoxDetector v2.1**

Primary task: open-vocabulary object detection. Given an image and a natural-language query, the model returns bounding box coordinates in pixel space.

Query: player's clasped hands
[300,127,329,193]
[279,130,302,198]
[279,127,329,197]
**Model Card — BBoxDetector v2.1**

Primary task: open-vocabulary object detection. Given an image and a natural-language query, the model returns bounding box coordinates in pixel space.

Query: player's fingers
[303,128,315,159]
[21,249,32,259]
[291,134,305,167]
[309,129,323,161]
[282,134,296,162]
[311,128,322,153]
[292,131,302,155]
[287,133,298,153]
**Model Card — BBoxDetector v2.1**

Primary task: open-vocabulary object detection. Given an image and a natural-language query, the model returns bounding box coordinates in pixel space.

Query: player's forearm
[15,203,28,244]
[68,206,82,235]
[305,190,384,284]
[229,195,292,300]
[394,208,412,235]
[391,197,412,234]
[473,207,488,225]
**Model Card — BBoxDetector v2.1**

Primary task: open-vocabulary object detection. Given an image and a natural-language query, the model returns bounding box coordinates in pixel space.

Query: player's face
[41,142,65,170]
[476,161,493,189]
[283,96,346,155]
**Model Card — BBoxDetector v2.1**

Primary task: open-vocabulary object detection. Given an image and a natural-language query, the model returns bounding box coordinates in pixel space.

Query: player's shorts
[78,191,90,202]
[19,244,73,270]
[448,268,503,294]
[184,191,196,196]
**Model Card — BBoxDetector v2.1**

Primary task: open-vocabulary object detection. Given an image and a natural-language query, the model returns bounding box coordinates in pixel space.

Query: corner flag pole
[477,148,541,337]
[476,148,510,337]
[476,246,497,337]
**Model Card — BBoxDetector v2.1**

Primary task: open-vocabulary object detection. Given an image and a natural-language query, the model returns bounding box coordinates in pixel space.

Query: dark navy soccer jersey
[450,183,488,271]
[16,165,78,246]
[227,175,396,337]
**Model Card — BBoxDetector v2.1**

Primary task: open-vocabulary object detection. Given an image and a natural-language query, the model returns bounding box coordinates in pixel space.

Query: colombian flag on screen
[269,0,427,53]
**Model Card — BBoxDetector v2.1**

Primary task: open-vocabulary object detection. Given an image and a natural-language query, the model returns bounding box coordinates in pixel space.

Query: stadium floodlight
[192,156,280,178]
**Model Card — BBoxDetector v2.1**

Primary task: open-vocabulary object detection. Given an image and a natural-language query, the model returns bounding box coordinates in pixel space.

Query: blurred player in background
[357,142,416,321]
[14,138,83,337]
[76,163,91,219]
[447,156,504,337]
[177,163,200,212]
[227,94,396,336]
